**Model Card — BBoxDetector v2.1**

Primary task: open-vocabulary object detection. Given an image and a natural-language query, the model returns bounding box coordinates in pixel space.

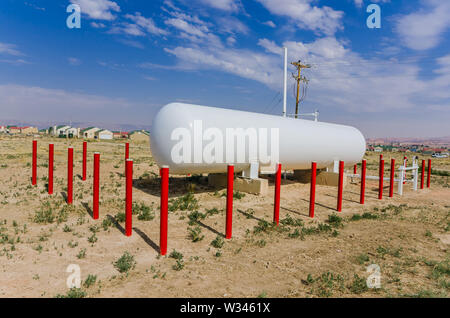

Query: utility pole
[291,60,311,118]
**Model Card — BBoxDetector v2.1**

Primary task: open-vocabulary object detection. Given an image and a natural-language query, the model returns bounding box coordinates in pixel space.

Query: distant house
[0,126,6,133]
[374,147,383,152]
[113,131,129,139]
[8,126,22,134]
[21,126,38,135]
[129,130,149,142]
[95,129,113,140]
[81,127,100,139]
[49,125,70,136]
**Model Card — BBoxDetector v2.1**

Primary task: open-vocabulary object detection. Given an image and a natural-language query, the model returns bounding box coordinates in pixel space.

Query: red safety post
[48,144,54,195]
[427,159,431,188]
[421,159,425,189]
[67,147,73,204]
[337,161,344,212]
[389,158,395,198]
[380,154,383,160]
[82,141,87,181]
[125,159,133,236]
[378,158,384,200]
[225,164,234,239]
[273,163,281,225]
[160,166,169,255]
[32,140,37,185]
[360,159,366,204]
[93,153,100,220]
[309,162,317,218]
[353,164,357,174]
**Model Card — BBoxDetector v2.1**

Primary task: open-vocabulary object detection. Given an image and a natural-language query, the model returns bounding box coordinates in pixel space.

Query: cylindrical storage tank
[150,103,366,175]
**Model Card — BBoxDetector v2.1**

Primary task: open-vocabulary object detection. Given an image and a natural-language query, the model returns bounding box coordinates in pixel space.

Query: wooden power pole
[291,60,311,118]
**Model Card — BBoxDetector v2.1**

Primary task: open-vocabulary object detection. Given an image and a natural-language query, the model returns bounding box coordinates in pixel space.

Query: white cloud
[256,0,344,35]
[70,0,120,21]
[90,22,106,28]
[395,1,450,50]
[125,12,169,36]
[68,57,81,66]
[0,43,24,56]
[198,0,241,12]
[165,18,208,37]
[163,34,450,118]
[258,38,283,55]
[263,20,276,28]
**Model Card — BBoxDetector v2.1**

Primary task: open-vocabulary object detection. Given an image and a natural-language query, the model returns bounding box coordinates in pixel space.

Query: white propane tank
[150,103,366,175]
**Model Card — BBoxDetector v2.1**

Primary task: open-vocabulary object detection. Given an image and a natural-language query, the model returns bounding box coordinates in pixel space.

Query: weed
[114,252,136,273]
[169,249,183,260]
[83,274,97,288]
[56,288,86,298]
[211,235,224,248]
[349,274,368,294]
[188,226,204,242]
[172,259,185,271]
[77,248,86,259]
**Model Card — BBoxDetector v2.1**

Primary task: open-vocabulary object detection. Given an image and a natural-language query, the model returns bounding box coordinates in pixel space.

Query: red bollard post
[125,159,133,236]
[427,159,431,188]
[273,163,281,225]
[67,147,73,204]
[225,164,234,239]
[93,153,100,220]
[389,159,395,198]
[337,161,344,212]
[421,159,425,189]
[360,159,366,204]
[82,141,87,181]
[160,166,169,255]
[48,144,54,195]
[378,159,384,200]
[32,140,37,185]
[353,164,357,174]
[309,162,317,218]
[380,154,383,161]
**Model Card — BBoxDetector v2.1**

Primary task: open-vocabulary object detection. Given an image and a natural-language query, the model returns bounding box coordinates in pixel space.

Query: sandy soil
[0,135,448,298]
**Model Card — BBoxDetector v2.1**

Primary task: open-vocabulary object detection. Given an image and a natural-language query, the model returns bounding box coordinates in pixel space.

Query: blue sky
[0,0,449,137]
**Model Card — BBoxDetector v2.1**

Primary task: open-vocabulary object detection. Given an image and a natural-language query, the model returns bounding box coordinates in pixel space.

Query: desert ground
[0,135,448,298]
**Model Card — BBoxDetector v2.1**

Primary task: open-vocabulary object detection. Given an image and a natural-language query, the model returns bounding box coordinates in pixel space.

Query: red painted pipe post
[378,158,384,200]
[125,159,133,236]
[67,147,73,204]
[48,144,54,195]
[93,152,100,220]
[421,159,425,189]
[360,159,366,204]
[427,159,431,188]
[337,161,344,212]
[160,166,169,255]
[32,140,37,185]
[353,164,357,174]
[389,158,395,198]
[82,141,87,181]
[273,163,281,225]
[309,162,317,218]
[225,164,234,239]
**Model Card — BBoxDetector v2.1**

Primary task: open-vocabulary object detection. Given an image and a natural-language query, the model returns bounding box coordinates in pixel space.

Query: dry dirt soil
[0,135,449,298]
